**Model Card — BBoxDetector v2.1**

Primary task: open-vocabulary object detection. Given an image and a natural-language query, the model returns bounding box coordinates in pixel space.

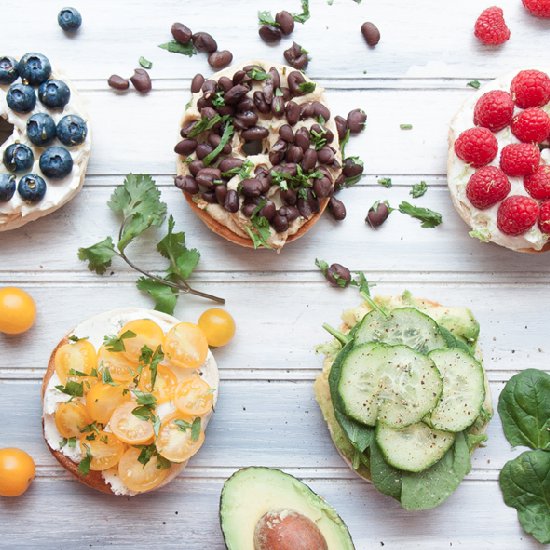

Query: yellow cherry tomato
[174,374,213,416]
[55,401,92,439]
[138,364,178,404]
[198,308,236,348]
[109,401,155,444]
[117,447,169,493]
[79,431,125,471]
[0,287,36,335]
[0,448,35,497]
[54,340,97,384]
[156,413,205,463]
[118,319,164,363]
[97,345,136,383]
[164,322,208,369]
[86,382,130,424]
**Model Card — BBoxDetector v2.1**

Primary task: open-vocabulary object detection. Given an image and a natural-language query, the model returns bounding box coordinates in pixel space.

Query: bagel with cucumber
[314,291,492,510]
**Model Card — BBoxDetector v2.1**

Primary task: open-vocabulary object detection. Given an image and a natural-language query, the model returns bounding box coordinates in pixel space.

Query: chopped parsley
[377,177,392,188]
[400,124,413,130]
[174,417,202,442]
[211,92,225,107]
[203,122,234,167]
[139,56,153,69]
[398,201,442,228]
[340,129,350,158]
[103,330,136,352]
[410,181,428,198]
[135,443,172,469]
[101,367,116,386]
[187,114,229,138]
[158,40,197,57]
[297,81,316,94]
[310,127,328,150]
[257,10,279,26]
[68,335,89,343]
[222,160,254,180]
[78,444,92,476]
[247,67,269,80]
[245,202,273,250]
[55,380,84,398]
[467,80,481,89]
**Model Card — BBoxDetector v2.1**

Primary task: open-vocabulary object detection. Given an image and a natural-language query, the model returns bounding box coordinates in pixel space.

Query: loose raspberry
[466,166,511,209]
[524,164,550,200]
[511,108,550,143]
[523,0,550,18]
[455,127,498,168]
[499,143,540,176]
[538,200,550,233]
[474,90,514,132]
[474,7,511,45]
[497,195,539,235]
[511,70,550,108]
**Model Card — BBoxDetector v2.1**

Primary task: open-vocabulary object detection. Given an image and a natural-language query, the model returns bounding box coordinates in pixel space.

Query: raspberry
[455,127,498,168]
[511,70,550,108]
[523,0,550,18]
[474,90,514,132]
[497,195,539,235]
[524,164,550,200]
[499,143,540,176]
[511,108,550,143]
[466,166,511,209]
[474,7,511,45]
[539,200,550,233]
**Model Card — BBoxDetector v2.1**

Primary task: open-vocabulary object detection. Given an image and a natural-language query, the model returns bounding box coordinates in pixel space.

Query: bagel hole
[0,116,14,148]
[242,140,264,156]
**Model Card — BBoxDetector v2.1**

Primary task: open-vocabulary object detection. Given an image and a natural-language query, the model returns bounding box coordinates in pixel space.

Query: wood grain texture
[1,0,549,548]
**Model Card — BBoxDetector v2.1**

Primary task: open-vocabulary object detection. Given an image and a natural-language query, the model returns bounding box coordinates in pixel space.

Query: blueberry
[39,146,73,178]
[0,174,16,201]
[18,53,51,86]
[6,83,36,113]
[18,174,47,202]
[3,144,35,173]
[27,113,57,146]
[57,115,87,146]
[38,80,71,108]
[58,7,82,31]
[0,56,19,85]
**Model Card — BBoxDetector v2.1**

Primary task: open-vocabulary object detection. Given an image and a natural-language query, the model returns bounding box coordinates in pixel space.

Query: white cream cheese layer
[42,308,219,496]
[448,70,550,252]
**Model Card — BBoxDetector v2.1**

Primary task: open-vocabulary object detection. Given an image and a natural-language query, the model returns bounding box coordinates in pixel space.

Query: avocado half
[219,467,355,550]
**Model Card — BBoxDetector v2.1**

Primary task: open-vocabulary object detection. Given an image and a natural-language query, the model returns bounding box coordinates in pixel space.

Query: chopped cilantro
[158,40,197,57]
[103,330,136,352]
[398,201,442,228]
[377,177,392,188]
[257,10,279,26]
[297,81,316,94]
[101,367,116,386]
[292,0,311,23]
[139,56,153,69]
[203,122,234,166]
[55,380,84,397]
[211,92,225,108]
[247,67,269,80]
[400,124,413,130]
[78,445,92,476]
[410,181,428,198]
[467,80,481,89]
[68,335,89,343]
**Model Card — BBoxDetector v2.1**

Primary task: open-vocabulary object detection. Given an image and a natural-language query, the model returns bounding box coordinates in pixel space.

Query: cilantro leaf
[315,258,329,276]
[101,367,115,386]
[132,405,155,421]
[468,80,481,89]
[222,159,254,180]
[244,202,273,249]
[211,92,225,108]
[258,10,278,26]
[158,40,197,56]
[187,115,227,138]
[137,277,178,314]
[298,81,316,94]
[469,228,491,242]
[340,129,350,158]
[247,67,269,80]
[191,417,201,442]
[410,181,428,198]
[136,444,157,465]
[103,330,136,352]
[78,444,92,476]
[293,0,311,23]
[77,237,116,275]
[400,123,413,130]
[156,454,171,470]
[398,201,442,228]
[157,216,200,280]
[203,122,234,166]
[377,177,392,188]
[139,56,153,69]
[133,390,157,406]
[55,380,84,397]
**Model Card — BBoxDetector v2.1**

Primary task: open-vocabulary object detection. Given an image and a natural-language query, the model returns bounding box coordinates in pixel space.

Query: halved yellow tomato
[174,374,213,416]
[109,401,155,444]
[164,322,208,370]
[117,447,169,493]
[79,431,125,471]
[55,401,92,438]
[85,382,130,424]
[138,364,177,404]
[97,345,136,383]
[54,340,97,384]
[118,319,164,363]
[156,413,205,463]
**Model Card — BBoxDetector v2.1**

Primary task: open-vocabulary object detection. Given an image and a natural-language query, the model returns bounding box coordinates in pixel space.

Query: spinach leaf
[438,325,472,354]
[498,369,550,451]
[499,450,550,544]
[334,409,373,453]
[369,441,402,500]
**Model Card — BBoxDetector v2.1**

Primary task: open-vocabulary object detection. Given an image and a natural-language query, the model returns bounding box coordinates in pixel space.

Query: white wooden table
[0,0,548,548]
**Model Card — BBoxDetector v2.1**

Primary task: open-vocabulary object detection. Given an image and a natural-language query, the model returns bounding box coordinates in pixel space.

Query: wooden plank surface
[1,0,549,548]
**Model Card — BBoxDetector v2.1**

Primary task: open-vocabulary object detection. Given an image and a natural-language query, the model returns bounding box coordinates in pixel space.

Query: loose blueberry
[27,113,57,146]
[58,7,82,31]
[18,174,47,202]
[0,174,16,201]
[6,83,36,113]
[18,53,51,85]
[3,144,35,173]
[39,146,73,178]
[0,56,19,85]
[56,115,87,146]
[38,80,71,109]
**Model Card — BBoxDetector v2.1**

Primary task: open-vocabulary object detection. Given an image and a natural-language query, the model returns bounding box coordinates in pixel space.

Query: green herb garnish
[158,40,197,57]
[339,130,350,158]
[467,80,481,89]
[377,177,392,188]
[203,122,234,166]
[247,67,269,80]
[103,330,136,353]
[258,10,279,26]
[68,335,89,343]
[135,443,172,469]
[55,380,84,398]
[212,92,225,108]
[297,81,316,94]
[139,56,153,69]
[174,417,202,442]
[101,367,116,386]
[400,124,413,130]
[293,0,311,23]
[78,444,92,476]
[410,181,428,198]
[398,201,442,228]
[221,160,254,180]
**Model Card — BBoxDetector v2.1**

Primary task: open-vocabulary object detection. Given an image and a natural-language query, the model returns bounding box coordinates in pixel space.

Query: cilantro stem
[322,323,350,347]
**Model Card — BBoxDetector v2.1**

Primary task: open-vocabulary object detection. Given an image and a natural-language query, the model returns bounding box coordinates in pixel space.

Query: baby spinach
[370,441,402,500]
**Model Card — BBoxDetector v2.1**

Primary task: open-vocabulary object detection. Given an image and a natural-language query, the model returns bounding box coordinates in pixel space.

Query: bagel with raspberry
[448,69,550,253]
[42,308,218,495]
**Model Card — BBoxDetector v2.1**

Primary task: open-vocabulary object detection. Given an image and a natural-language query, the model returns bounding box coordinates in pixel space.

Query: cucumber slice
[337,343,443,428]
[375,422,455,473]
[354,308,446,354]
[428,348,485,432]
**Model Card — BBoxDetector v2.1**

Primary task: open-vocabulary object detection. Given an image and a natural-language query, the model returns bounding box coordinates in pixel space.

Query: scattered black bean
[224,84,248,105]
[241,199,259,217]
[285,101,300,126]
[326,264,351,287]
[242,140,263,156]
[343,157,364,178]
[201,191,217,203]
[201,79,217,93]
[188,159,204,176]
[284,42,308,70]
[191,73,205,94]
[208,50,233,69]
[300,102,315,120]
[334,116,348,140]
[361,22,381,46]
[196,167,222,188]
[174,138,198,156]
[193,32,218,53]
[108,74,130,91]
[279,124,294,143]
[235,110,258,129]
[334,173,346,190]
[366,201,390,228]
[216,104,235,117]
[279,163,297,176]
[253,91,270,114]
[328,197,347,220]
[313,176,333,198]
[272,212,289,232]
[276,11,294,35]
[214,185,227,204]
[279,205,300,222]
[237,97,254,112]
[130,68,152,93]
[317,146,335,165]
[271,96,285,117]
[219,158,243,173]
[313,102,331,121]
[280,188,297,206]
[232,70,248,85]
[171,23,193,44]
[267,67,281,89]
[241,178,264,198]
[286,145,304,164]
[200,106,218,120]
[224,189,239,213]
[297,190,320,217]
[347,108,367,134]
[218,76,234,92]
[260,200,276,221]
[197,96,213,110]
[259,25,282,43]
[287,70,306,95]
[174,175,199,194]
[280,87,291,101]
[263,82,274,105]
[294,128,311,151]
[196,143,214,160]
[301,148,318,172]
[269,139,287,166]
[241,126,269,141]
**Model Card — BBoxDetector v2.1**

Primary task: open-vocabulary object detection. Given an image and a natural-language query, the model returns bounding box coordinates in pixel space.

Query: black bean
[276,11,294,35]
[366,201,390,228]
[271,96,285,117]
[317,146,335,165]
[287,71,306,95]
[217,76,233,92]
[343,157,364,178]
[326,264,351,287]
[171,23,192,43]
[108,74,129,91]
[334,116,348,140]
[267,67,281,89]
[328,197,347,220]
[174,175,199,194]
[181,121,197,137]
[285,101,300,126]
[197,96,212,110]
[313,102,331,121]
[219,158,243,173]
[191,73,205,94]
[193,32,217,53]
[196,143,213,160]
[301,148,318,172]
[260,200,276,221]
[196,168,222,188]
[280,87,291,101]
[242,140,263,156]
[224,84,248,105]
[272,212,289,232]
[347,108,367,134]
[259,25,281,42]
[279,124,294,143]
[208,133,232,155]
[263,83,274,105]
[313,176,333,198]
[241,199,259,217]
[280,188,297,206]
[174,138,198,155]
[224,189,239,213]
[253,91,270,114]
[279,205,299,222]
[297,189,320,217]
[214,184,227,204]
[294,128,310,151]
[241,178,264,198]
[201,191,217,203]
[235,110,258,129]
[215,104,235,117]
[202,79,217,94]
[323,127,335,144]
[188,159,204,176]
[130,68,152,93]
[300,103,315,120]
[208,50,233,69]
[241,126,269,141]
[334,173,346,190]
[237,97,254,112]
[286,145,303,164]
[289,54,308,71]
[269,140,287,166]
[256,174,272,194]
[279,162,297,176]
[284,42,308,70]
[361,22,380,46]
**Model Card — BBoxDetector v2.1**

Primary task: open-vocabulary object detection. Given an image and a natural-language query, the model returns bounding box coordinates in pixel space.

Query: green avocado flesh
[220,467,355,550]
